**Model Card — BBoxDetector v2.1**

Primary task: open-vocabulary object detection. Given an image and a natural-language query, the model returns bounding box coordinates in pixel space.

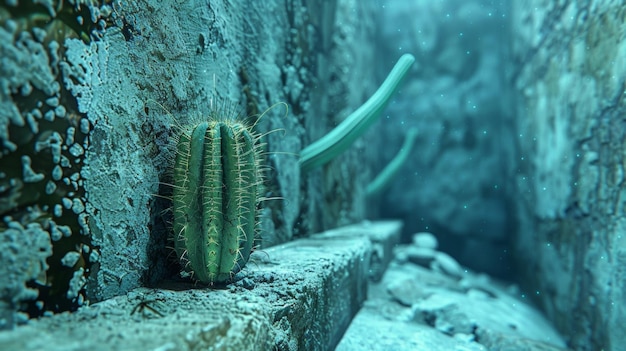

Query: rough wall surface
[1,0,378,323]
[510,1,626,350]
[1,0,112,323]
[298,0,377,236]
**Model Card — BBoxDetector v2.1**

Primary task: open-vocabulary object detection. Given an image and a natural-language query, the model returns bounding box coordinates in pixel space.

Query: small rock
[387,278,429,306]
[239,277,255,290]
[432,252,464,278]
[394,246,409,263]
[412,232,438,250]
[454,332,476,343]
[405,246,437,267]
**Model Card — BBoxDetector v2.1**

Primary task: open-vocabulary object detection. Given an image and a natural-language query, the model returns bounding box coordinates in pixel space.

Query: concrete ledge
[0,221,402,351]
[337,242,567,351]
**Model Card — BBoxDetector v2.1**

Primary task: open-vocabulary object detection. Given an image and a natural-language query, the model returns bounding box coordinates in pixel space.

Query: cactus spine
[172,120,261,284]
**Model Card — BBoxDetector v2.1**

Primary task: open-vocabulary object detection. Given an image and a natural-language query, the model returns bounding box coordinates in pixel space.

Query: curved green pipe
[299,53,416,172]
[366,127,418,197]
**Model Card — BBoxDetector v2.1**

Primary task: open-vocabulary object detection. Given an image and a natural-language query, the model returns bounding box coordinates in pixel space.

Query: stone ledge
[0,220,402,351]
[337,242,567,351]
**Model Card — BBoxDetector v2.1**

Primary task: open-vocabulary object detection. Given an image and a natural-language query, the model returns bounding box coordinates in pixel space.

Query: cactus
[172,120,262,284]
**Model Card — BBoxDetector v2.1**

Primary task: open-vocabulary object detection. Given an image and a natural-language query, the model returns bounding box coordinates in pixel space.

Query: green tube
[366,127,418,197]
[299,53,415,172]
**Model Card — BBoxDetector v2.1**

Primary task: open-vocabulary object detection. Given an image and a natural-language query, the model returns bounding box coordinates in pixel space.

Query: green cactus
[172,120,261,284]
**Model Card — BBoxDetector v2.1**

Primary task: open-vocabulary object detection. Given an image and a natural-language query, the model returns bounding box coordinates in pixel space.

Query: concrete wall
[0,0,379,324]
[510,1,626,350]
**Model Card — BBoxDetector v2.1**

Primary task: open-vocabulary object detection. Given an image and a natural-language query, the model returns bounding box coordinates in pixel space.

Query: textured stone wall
[0,0,378,324]
[510,1,626,350]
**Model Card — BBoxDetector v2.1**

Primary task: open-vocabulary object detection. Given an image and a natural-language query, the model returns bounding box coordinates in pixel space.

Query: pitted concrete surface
[0,221,401,351]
